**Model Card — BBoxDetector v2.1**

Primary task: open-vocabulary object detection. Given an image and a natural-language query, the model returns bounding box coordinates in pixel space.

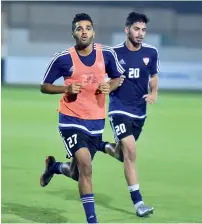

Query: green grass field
[2,87,202,223]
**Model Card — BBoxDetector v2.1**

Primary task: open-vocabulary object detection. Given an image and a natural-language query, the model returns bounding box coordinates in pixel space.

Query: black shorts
[59,128,102,159]
[109,115,146,142]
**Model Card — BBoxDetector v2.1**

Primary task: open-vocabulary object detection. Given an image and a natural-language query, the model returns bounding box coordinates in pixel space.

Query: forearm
[40,83,66,94]
[109,78,121,92]
[149,75,158,93]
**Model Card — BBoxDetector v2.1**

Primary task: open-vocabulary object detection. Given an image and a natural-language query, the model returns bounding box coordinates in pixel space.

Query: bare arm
[109,77,121,92]
[40,83,67,94]
[143,74,158,104]
[145,48,159,104]
[40,83,82,94]
[149,74,158,93]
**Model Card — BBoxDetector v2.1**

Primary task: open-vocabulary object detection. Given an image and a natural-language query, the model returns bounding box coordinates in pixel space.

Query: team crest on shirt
[143,57,150,65]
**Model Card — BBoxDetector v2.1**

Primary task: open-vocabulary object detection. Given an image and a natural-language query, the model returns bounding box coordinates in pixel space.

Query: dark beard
[128,34,141,48]
[76,42,90,50]
[75,36,93,50]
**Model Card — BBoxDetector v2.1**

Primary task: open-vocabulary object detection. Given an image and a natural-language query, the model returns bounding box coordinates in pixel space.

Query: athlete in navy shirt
[109,41,159,118]
[104,12,159,217]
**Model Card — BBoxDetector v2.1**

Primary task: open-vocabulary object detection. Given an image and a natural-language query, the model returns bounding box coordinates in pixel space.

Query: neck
[76,43,93,56]
[125,39,142,51]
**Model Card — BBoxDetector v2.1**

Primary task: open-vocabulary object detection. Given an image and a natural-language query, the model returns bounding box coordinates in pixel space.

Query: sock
[81,194,98,223]
[98,141,108,153]
[50,162,62,174]
[128,184,144,209]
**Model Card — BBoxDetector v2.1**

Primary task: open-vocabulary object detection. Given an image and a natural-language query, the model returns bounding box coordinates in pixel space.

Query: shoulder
[94,43,116,56]
[113,42,125,50]
[101,44,115,55]
[142,43,159,55]
[50,49,71,63]
[96,44,121,63]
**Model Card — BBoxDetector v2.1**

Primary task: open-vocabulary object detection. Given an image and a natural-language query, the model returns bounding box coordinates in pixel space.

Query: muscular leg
[74,148,98,223]
[120,135,153,217]
[121,135,139,185]
[74,148,93,194]
[40,148,98,223]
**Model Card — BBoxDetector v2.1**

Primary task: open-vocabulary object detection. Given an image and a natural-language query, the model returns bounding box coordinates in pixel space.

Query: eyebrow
[134,26,146,29]
[76,25,92,29]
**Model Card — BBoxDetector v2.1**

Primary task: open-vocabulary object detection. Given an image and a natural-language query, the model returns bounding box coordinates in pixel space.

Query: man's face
[72,20,95,48]
[125,22,146,45]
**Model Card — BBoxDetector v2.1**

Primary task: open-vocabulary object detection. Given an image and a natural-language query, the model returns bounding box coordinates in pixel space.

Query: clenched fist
[143,91,158,104]
[65,83,82,94]
[98,82,110,94]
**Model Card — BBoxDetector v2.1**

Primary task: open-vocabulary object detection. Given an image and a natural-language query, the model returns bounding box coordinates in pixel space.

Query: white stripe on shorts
[59,131,72,158]
[109,117,119,143]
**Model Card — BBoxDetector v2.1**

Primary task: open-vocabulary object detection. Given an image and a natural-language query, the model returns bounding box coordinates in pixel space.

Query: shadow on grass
[2,203,68,223]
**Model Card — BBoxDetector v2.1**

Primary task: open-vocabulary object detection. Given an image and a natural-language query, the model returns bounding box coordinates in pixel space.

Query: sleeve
[104,48,125,78]
[149,49,160,76]
[41,53,72,84]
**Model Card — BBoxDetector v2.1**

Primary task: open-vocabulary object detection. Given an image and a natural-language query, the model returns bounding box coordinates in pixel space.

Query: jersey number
[67,134,78,148]
[115,123,126,136]
[129,68,140,78]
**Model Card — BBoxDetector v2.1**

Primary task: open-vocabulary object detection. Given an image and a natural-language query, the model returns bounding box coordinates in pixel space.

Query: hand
[119,75,126,86]
[98,82,110,94]
[143,91,158,104]
[65,83,82,94]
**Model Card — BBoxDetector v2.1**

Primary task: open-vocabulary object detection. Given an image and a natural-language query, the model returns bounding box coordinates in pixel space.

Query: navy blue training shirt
[109,42,160,118]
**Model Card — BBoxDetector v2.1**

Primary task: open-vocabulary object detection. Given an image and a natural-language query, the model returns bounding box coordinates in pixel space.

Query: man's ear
[125,26,129,35]
[72,32,75,39]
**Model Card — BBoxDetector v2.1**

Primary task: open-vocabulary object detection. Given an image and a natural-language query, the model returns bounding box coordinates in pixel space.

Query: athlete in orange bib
[40,13,125,223]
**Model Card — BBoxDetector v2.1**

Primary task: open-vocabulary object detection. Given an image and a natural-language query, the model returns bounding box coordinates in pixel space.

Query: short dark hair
[125,12,149,27]
[72,13,94,32]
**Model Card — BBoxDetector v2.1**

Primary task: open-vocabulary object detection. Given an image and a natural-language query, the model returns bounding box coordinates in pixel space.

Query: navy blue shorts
[109,115,146,142]
[59,128,102,159]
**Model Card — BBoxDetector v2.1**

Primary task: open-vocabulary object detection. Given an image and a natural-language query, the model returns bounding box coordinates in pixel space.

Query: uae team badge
[143,57,150,65]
